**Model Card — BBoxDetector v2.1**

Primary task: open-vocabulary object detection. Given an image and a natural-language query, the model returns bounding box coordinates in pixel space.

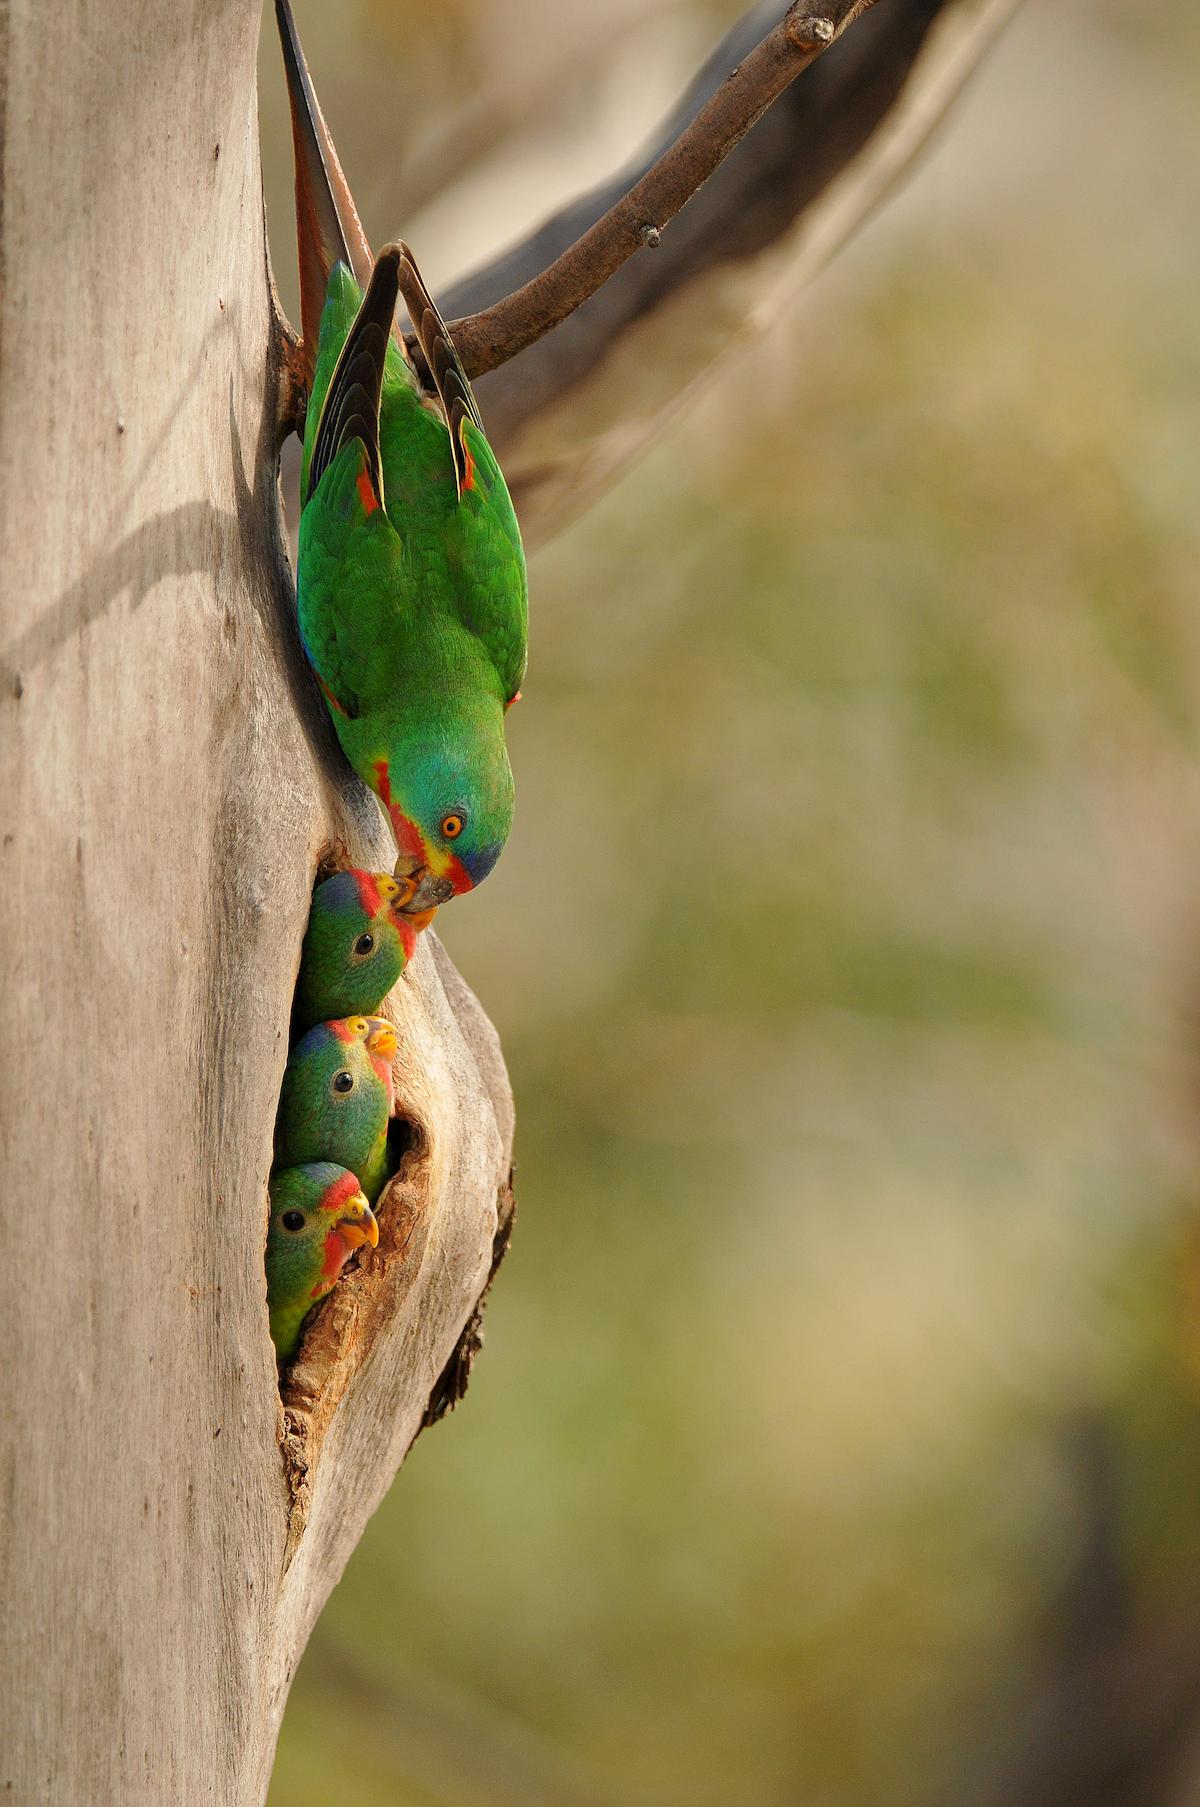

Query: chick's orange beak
[338,1201,379,1249]
[400,904,438,934]
[365,1021,398,1061]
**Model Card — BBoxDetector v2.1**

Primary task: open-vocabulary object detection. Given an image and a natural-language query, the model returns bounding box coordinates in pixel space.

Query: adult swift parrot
[276,0,528,916]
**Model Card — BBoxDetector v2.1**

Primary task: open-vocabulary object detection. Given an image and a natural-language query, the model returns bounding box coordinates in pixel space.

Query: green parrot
[266,1163,379,1363]
[293,868,432,1034]
[277,0,528,914]
[275,1015,396,1202]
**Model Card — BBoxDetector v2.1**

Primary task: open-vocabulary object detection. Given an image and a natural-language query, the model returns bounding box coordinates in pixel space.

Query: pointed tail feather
[396,241,484,500]
[307,247,402,505]
[275,0,375,382]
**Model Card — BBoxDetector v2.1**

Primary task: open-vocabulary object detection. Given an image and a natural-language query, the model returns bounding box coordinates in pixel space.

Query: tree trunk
[0,4,511,1801]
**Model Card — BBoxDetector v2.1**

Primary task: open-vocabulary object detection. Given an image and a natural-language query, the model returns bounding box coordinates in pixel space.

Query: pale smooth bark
[0,3,510,1802]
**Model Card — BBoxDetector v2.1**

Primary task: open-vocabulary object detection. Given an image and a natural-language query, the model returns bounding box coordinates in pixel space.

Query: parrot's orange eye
[282,1211,305,1232]
[332,1070,354,1094]
[440,813,464,840]
[353,933,375,957]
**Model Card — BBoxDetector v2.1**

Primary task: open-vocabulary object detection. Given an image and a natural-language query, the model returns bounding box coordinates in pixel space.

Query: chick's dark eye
[332,1070,354,1093]
[440,812,464,840]
[353,933,375,956]
[281,1210,305,1232]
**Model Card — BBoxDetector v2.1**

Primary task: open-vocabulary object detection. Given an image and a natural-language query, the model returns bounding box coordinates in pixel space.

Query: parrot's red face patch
[322,1169,366,1214]
[317,1226,347,1285]
[352,870,385,918]
[435,848,474,895]
[314,1230,353,1286]
[373,758,475,898]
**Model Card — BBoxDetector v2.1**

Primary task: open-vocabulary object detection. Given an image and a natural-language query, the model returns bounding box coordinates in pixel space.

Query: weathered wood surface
[0,3,511,1801]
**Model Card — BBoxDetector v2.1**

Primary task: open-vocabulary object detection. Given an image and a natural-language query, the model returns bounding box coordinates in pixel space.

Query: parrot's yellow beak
[366,1021,398,1060]
[338,1202,379,1250]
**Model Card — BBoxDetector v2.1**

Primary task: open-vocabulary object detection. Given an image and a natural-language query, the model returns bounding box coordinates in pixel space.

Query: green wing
[394,242,529,700]
[449,427,528,705]
[300,253,528,709]
[297,438,405,721]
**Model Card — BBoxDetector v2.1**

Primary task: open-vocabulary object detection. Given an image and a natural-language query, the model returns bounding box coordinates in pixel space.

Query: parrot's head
[370,705,515,914]
[294,870,427,1033]
[275,1015,397,1166]
[266,1163,379,1362]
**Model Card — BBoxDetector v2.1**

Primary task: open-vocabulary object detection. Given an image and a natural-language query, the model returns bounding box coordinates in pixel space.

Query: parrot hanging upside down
[267,1163,379,1363]
[275,1015,397,1203]
[293,868,430,1035]
[277,0,529,916]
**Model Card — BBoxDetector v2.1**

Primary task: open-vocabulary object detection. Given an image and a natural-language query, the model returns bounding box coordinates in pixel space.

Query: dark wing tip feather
[394,240,484,499]
[307,248,402,502]
[276,0,377,382]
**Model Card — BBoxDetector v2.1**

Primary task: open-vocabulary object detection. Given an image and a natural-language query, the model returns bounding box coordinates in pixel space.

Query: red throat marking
[373,761,425,865]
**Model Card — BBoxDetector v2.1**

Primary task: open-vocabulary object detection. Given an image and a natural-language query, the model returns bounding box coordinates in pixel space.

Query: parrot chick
[266,1162,379,1363]
[294,868,431,1033]
[275,1015,397,1202]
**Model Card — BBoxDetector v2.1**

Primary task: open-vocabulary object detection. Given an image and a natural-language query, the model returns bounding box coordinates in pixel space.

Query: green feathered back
[295,258,527,896]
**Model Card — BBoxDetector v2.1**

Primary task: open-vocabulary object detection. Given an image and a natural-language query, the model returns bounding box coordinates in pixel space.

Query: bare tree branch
[447,0,883,378]
[448,0,1021,539]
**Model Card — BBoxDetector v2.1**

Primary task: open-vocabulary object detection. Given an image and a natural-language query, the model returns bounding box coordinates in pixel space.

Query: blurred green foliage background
[262,1,1200,1800]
